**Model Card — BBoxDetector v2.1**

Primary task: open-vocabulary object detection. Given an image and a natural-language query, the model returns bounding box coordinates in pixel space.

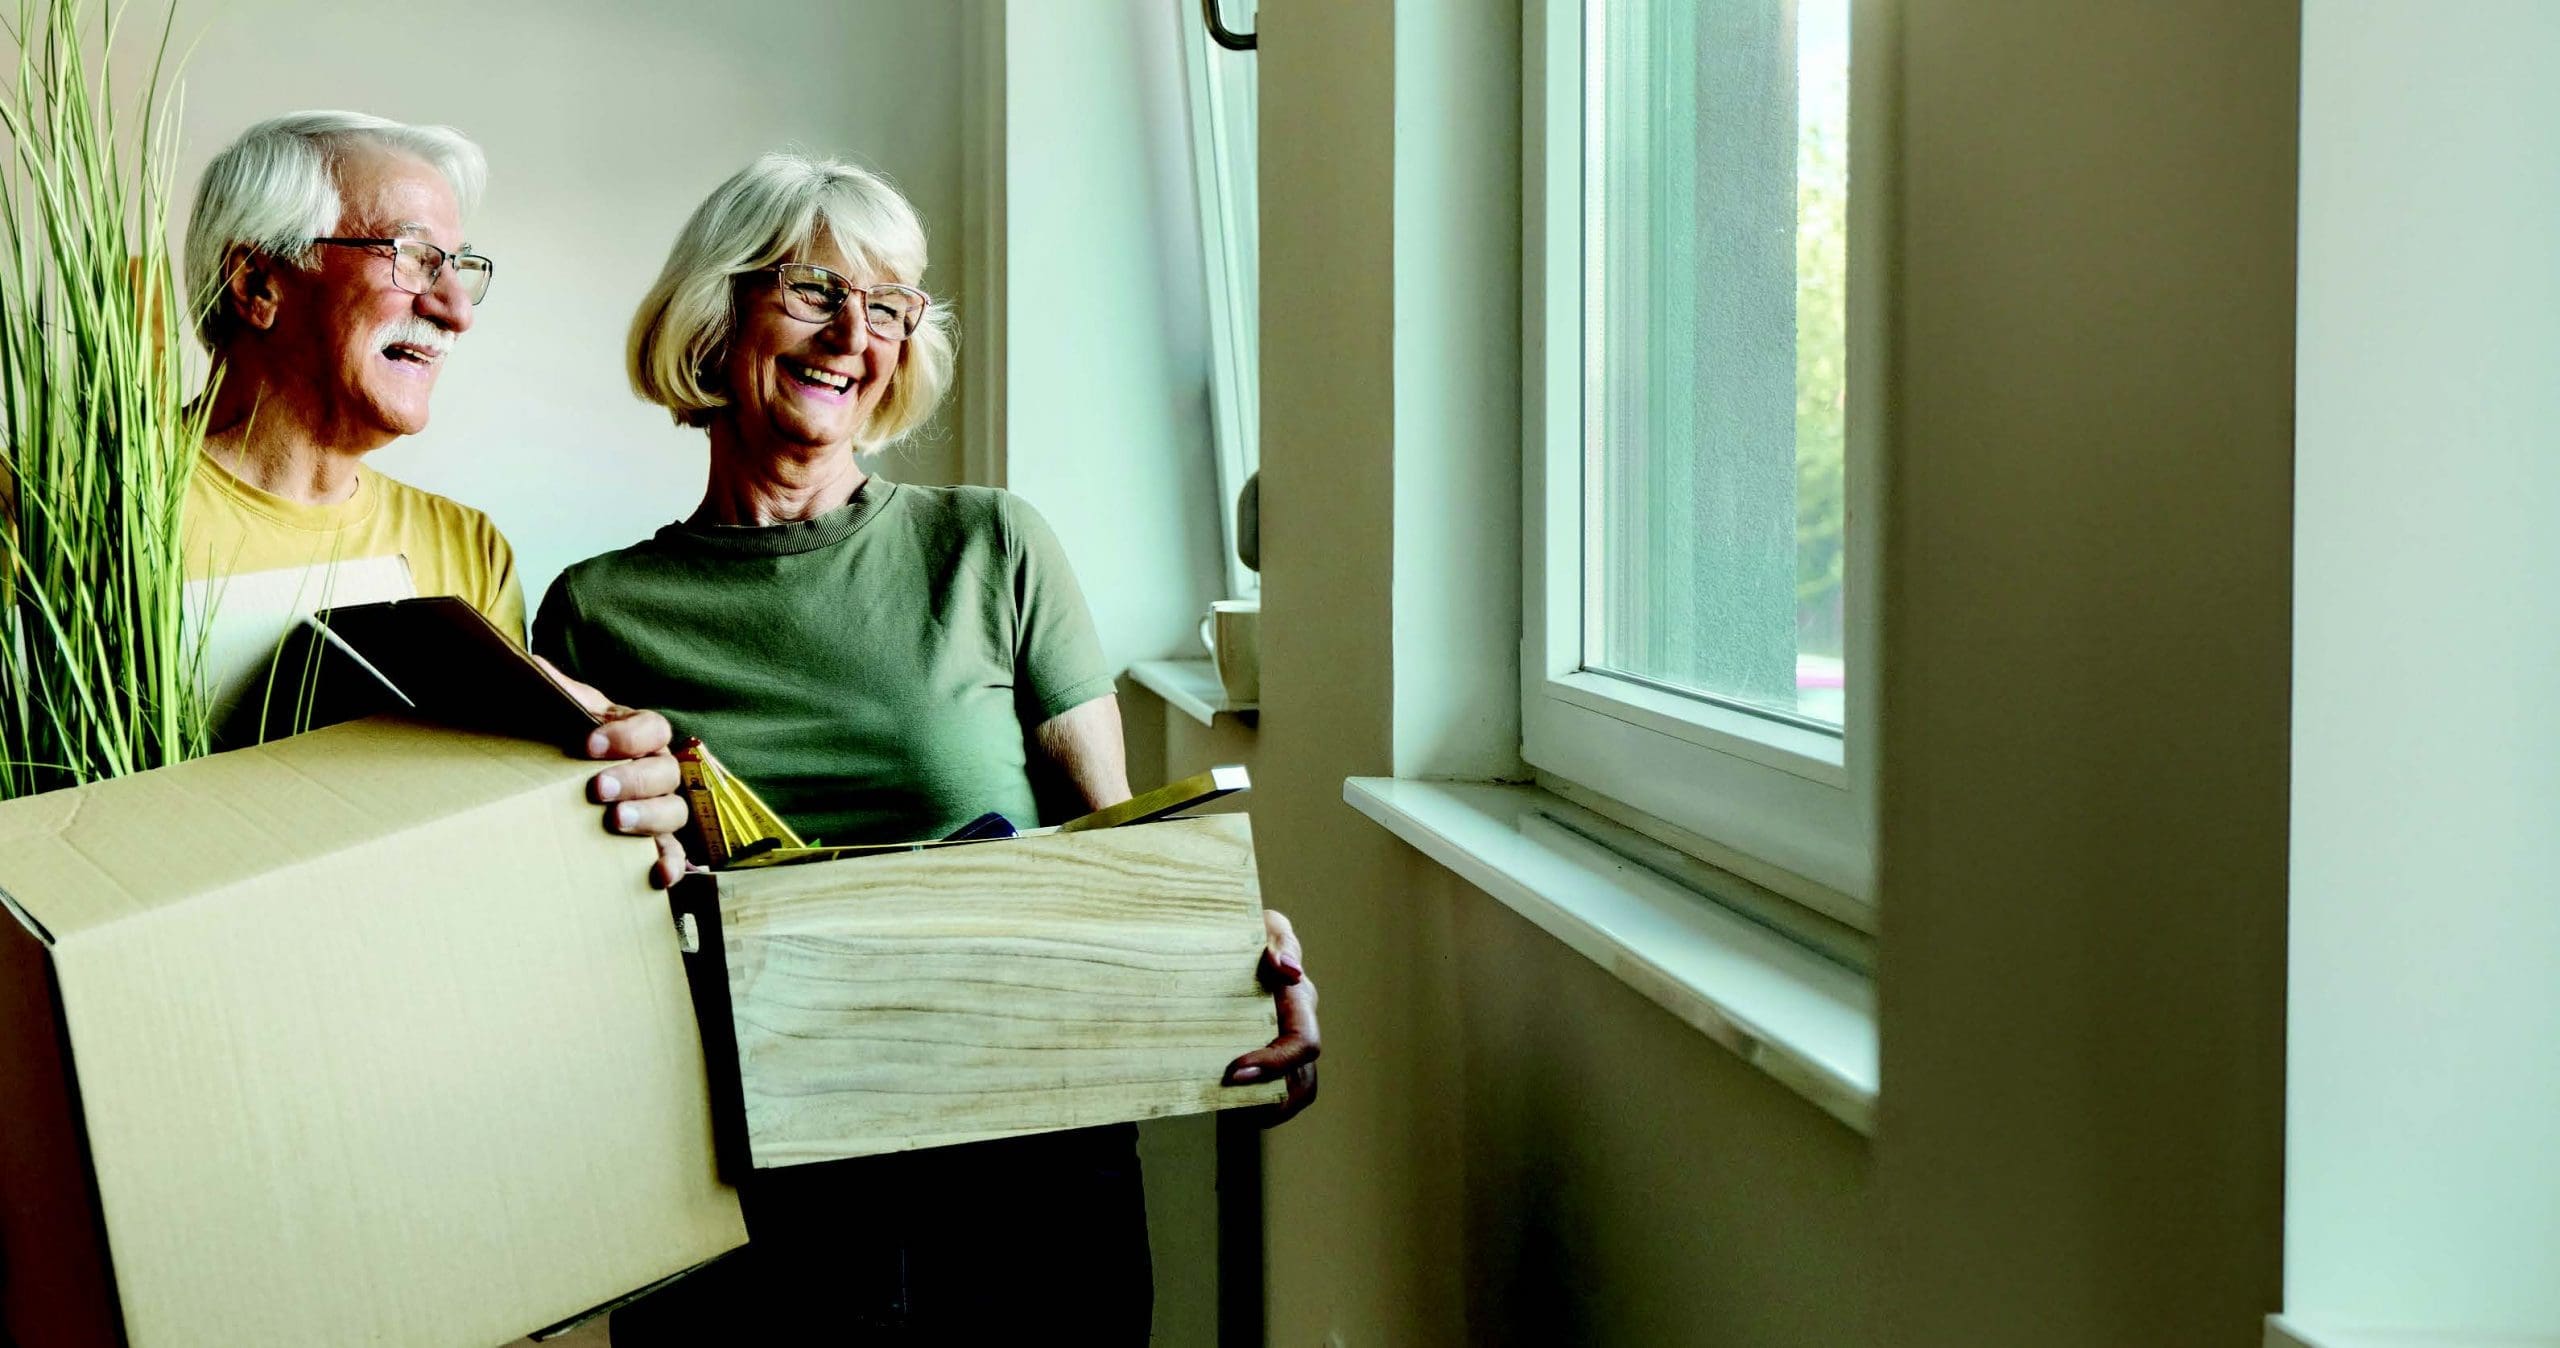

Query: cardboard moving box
[679,813,1290,1170]
[0,602,1287,1344]
[0,717,745,1348]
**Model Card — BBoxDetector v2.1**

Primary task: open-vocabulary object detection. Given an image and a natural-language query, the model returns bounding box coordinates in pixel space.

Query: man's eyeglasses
[309,237,495,304]
[763,262,928,341]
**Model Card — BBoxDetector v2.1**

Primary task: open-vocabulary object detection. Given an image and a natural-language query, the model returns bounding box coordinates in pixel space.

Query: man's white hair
[185,110,486,350]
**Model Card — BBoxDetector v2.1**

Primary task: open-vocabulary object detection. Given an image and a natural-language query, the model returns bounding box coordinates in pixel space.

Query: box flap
[0,902,121,1347]
[0,716,588,943]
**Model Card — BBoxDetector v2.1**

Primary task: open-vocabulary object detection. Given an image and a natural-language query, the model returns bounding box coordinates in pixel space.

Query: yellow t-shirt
[183,455,527,642]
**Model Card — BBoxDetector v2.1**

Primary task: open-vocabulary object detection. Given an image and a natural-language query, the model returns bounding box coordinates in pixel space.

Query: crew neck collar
[195,451,380,533]
[656,477,898,558]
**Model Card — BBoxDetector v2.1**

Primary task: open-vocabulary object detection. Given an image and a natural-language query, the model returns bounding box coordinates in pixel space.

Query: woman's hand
[1223,908,1320,1126]
[539,657,693,889]
[1032,697,1313,1117]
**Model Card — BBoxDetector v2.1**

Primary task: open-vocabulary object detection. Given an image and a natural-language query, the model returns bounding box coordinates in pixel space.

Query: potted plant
[0,0,213,797]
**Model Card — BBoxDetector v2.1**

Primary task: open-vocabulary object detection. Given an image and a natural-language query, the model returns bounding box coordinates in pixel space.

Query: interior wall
[1254,2,2298,1346]
[1254,3,1881,1344]
[2286,1,2560,1335]
[996,0,1227,672]
[1457,883,1882,1346]
[1873,5,2299,1345]
[134,0,968,611]
[1254,2,1462,1342]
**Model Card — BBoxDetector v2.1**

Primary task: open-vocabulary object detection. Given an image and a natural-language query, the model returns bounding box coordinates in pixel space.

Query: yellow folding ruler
[673,738,807,867]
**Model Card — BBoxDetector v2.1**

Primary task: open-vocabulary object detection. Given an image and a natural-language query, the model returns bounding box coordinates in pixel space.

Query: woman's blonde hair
[628,152,954,449]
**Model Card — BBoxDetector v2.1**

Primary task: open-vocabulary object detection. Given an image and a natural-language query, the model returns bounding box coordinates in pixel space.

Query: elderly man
[183,111,688,882]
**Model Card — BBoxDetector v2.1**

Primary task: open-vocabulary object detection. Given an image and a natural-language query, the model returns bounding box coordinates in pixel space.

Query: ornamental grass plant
[0,0,212,797]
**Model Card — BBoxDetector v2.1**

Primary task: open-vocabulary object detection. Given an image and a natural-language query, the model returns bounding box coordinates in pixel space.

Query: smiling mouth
[782,357,854,394]
[382,342,444,366]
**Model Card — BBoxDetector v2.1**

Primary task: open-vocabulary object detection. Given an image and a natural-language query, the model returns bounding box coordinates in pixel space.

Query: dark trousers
[612,1124,1151,1346]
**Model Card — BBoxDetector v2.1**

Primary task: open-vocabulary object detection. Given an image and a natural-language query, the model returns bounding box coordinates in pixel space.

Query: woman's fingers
[592,748,683,806]
[538,658,636,750]
[1230,919,1322,1125]
[1223,1031,1319,1081]
[1260,907,1305,985]
[535,658,690,885]
[1270,1063,1319,1125]
[1273,974,1320,1067]
[585,707,674,761]
[607,795,692,839]
[535,655,675,762]
[651,836,693,890]
[533,655,607,714]
[1225,975,1320,1080]
[593,749,688,840]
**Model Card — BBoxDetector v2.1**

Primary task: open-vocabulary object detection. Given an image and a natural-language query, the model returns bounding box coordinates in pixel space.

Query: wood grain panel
[716,814,1289,1166]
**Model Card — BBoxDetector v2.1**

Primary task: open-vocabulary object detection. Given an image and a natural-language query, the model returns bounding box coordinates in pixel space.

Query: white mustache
[373,315,456,358]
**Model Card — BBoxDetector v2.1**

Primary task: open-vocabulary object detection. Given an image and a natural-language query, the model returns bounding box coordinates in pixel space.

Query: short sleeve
[458,507,525,646]
[1002,494,1116,723]
[484,566,528,649]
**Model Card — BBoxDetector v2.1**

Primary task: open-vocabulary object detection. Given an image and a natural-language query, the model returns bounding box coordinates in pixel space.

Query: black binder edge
[668,874,752,1184]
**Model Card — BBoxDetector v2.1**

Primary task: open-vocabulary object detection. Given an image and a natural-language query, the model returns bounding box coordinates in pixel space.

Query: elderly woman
[531,153,1317,1342]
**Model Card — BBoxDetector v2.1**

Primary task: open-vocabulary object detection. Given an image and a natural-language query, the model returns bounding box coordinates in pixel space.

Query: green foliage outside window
[1794,81,1848,662]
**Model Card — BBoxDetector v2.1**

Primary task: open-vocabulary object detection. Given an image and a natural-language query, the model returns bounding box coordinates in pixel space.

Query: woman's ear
[222,247,282,334]
[694,314,734,396]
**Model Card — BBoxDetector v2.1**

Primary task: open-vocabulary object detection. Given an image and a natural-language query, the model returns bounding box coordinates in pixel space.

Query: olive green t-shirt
[531,480,1115,845]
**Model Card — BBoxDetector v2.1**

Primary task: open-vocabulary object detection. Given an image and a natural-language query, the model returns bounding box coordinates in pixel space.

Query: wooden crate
[675,813,1288,1169]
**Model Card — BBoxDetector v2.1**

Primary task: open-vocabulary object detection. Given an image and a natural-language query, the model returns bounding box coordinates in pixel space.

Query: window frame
[1520,0,1889,922]
[1179,6,1262,604]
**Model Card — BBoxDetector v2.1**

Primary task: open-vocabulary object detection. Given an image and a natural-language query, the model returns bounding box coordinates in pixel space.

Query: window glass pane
[1212,41,1258,447]
[1187,17,1260,600]
[1583,0,1850,732]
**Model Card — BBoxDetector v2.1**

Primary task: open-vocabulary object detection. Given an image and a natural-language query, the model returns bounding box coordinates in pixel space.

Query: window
[1180,3,1261,602]
[1524,0,1881,919]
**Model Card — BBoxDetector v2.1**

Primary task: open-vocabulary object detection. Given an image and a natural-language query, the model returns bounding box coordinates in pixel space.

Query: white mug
[1198,599,1261,705]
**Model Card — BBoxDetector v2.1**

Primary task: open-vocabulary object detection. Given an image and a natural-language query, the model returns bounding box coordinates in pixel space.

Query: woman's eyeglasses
[764,262,928,340]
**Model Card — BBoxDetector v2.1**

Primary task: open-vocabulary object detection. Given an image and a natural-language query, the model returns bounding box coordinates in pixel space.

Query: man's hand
[537,657,691,889]
[1223,907,1320,1126]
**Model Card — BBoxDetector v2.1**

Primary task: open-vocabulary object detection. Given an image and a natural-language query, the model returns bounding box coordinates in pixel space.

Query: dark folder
[222,595,600,750]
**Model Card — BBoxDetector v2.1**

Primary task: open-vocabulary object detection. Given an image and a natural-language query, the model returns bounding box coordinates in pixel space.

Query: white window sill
[1343,777,1878,1133]
[2267,1315,2560,1348]
[1127,658,1258,728]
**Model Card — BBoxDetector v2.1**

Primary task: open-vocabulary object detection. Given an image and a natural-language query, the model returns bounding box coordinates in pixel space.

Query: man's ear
[222,246,282,333]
